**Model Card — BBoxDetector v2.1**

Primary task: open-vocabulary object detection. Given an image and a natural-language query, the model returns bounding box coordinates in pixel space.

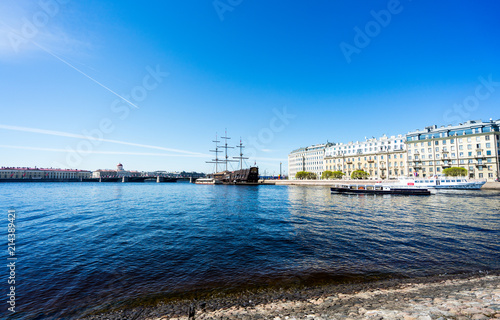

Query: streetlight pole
[280,162,282,179]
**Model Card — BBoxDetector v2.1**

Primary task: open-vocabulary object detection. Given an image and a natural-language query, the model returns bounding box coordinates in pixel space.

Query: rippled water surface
[1,182,499,319]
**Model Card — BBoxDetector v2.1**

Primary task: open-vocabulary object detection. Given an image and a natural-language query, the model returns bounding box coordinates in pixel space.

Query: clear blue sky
[1,0,499,174]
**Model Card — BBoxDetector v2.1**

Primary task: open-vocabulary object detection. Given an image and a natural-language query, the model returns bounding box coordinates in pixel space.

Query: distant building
[406,119,500,181]
[0,167,91,181]
[288,143,333,179]
[92,163,142,178]
[324,135,407,180]
[288,118,500,182]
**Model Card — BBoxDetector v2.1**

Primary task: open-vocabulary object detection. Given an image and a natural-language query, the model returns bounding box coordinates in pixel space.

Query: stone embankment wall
[270,180,500,190]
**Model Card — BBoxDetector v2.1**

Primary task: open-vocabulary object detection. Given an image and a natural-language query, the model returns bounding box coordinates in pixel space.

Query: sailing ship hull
[210,167,259,185]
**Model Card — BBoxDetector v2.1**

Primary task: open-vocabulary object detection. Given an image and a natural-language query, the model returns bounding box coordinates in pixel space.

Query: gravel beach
[81,272,500,320]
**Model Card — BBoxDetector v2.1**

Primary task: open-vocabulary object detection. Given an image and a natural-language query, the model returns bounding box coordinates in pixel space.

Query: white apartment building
[288,143,333,179]
[324,135,407,179]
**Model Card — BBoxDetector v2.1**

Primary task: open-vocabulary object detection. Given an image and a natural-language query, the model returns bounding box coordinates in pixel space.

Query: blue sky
[1,0,499,174]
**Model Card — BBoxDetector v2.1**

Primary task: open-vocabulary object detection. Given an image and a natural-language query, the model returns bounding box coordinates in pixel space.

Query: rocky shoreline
[81,272,500,320]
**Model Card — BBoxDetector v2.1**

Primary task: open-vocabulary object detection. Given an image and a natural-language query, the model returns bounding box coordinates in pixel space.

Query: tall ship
[196,131,259,185]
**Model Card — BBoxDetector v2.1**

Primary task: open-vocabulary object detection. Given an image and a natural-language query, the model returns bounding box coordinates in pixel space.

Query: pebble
[81,275,500,320]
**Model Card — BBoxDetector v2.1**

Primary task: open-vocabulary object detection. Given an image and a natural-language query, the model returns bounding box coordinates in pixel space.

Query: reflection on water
[0,183,498,319]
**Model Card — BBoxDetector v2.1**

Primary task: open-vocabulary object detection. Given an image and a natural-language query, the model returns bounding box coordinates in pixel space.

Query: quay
[267,179,500,190]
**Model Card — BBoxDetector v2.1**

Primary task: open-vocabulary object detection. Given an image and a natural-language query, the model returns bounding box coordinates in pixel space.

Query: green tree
[332,171,345,179]
[351,170,369,180]
[295,171,307,180]
[443,167,467,177]
[296,171,317,180]
[321,170,345,179]
[306,172,317,180]
[321,171,333,179]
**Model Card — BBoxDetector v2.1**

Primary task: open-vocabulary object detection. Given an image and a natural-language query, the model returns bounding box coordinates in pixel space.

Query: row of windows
[407,127,498,141]
[0,173,83,178]
[410,150,496,160]
[325,154,405,163]
[411,143,492,153]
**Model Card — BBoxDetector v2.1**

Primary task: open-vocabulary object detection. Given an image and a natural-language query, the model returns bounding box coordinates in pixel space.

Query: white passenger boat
[386,177,486,190]
[194,178,222,185]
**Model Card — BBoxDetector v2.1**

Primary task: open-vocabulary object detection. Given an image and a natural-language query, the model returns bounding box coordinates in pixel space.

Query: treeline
[294,167,468,180]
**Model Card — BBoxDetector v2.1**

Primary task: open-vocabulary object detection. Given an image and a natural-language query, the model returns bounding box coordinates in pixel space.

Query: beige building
[323,135,408,180]
[406,120,500,181]
[0,167,91,180]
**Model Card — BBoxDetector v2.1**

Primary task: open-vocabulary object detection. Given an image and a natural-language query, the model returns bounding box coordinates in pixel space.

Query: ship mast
[233,138,248,170]
[206,133,223,173]
[221,129,237,171]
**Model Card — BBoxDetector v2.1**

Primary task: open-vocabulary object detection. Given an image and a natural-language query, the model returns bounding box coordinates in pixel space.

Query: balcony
[346,160,353,164]
[441,149,449,153]
[442,163,451,167]
[367,159,375,163]
[475,154,486,158]
[476,148,483,152]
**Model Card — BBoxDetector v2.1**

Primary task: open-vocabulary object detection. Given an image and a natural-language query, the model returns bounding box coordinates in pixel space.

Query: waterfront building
[405,119,500,181]
[0,167,91,180]
[92,163,142,178]
[288,143,333,179]
[323,135,407,180]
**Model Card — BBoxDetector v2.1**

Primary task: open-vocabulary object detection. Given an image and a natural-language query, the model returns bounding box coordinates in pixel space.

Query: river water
[0,182,499,319]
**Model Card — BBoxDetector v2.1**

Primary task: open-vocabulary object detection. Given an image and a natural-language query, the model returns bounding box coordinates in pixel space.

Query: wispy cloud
[0,145,207,158]
[0,1,89,58]
[0,124,209,156]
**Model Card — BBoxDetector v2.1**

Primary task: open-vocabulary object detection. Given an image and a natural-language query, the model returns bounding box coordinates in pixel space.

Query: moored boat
[387,177,486,190]
[331,184,431,195]
[201,131,259,185]
[195,177,223,185]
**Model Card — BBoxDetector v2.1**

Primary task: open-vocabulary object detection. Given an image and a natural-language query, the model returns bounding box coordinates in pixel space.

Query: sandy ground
[81,272,500,320]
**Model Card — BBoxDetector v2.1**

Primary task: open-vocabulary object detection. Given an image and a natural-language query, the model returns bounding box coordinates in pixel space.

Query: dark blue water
[0,182,499,319]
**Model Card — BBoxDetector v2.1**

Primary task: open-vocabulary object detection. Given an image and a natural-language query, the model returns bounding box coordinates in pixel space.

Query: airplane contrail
[0,124,208,156]
[32,41,140,109]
